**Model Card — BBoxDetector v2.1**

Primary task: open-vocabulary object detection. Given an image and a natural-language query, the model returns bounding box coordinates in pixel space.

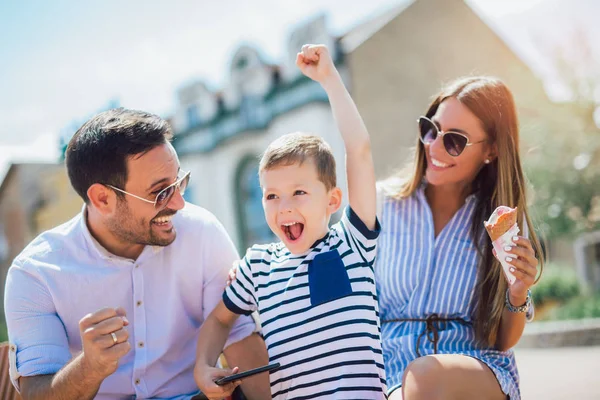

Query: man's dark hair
[66,108,173,203]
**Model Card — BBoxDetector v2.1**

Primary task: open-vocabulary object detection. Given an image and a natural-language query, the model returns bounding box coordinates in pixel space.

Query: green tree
[526,27,600,240]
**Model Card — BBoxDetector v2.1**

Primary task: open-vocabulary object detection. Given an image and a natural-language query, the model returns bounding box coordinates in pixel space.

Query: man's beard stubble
[108,200,177,247]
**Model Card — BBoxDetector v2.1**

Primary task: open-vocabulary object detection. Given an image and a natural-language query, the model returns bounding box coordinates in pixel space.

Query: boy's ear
[327,187,343,215]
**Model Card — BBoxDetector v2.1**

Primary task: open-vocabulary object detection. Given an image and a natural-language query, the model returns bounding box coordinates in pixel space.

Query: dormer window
[235,157,275,250]
[235,56,249,70]
[186,105,200,129]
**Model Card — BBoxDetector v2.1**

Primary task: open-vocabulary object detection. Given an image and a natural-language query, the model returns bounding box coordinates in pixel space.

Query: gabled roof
[340,0,413,53]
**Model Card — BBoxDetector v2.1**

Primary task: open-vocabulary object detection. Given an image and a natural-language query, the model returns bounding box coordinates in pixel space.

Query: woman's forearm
[495,292,528,351]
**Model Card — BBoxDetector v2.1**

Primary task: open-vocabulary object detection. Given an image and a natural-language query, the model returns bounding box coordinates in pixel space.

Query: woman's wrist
[509,291,527,307]
[505,288,531,313]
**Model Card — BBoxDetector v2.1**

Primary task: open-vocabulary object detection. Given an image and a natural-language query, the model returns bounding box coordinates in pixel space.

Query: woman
[376,76,543,399]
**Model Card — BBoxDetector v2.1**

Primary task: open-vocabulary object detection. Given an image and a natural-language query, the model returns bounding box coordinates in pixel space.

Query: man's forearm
[20,353,104,400]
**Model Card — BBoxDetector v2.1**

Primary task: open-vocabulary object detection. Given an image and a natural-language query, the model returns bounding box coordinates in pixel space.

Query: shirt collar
[418,179,478,204]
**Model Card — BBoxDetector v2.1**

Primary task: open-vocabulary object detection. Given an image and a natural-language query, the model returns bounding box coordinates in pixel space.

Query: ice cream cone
[484,206,518,241]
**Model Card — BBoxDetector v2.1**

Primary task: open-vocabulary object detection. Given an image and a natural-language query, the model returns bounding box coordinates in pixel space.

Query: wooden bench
[0,342,21,399]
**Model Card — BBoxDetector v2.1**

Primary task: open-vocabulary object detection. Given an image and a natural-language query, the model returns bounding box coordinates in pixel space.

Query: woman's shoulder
[376,178,423,226]
[377,177,420,203]
[377,177,399,199]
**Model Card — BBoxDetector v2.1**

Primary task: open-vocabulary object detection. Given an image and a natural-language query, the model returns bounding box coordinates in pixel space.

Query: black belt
[382,314,469,356]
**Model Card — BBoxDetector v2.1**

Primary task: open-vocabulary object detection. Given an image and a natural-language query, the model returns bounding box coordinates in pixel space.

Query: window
[240,95,260,127]
[235,56,248,70]
[186,105,200,129]
[183,184,194,204]
[234,156,274,251]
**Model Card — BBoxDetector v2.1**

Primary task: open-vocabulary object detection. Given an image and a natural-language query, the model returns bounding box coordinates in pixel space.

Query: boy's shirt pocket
[308,250,353,307]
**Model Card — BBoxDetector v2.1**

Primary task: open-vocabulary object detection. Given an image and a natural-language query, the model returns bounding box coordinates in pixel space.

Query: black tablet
[214,362,281,386]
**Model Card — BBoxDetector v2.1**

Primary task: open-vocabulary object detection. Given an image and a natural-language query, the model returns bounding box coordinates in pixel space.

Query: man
[4,108,270,399]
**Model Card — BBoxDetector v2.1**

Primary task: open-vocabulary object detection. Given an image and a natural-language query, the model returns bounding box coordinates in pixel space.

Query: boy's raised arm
[296,44,377,229]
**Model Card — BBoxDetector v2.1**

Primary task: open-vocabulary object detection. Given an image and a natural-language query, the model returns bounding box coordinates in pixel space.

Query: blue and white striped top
[224,207,387,399]
[375,184,521,399]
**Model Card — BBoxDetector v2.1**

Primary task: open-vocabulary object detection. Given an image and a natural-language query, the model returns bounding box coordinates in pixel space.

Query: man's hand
[78,307,131,380]
[296,44,338,85]
[194,364,242,400]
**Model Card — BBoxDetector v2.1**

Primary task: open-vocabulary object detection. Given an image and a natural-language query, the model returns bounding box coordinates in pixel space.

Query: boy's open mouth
[282,222,304,241]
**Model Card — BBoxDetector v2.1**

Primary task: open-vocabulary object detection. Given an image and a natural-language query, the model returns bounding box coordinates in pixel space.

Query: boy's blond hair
[259,133,337,190]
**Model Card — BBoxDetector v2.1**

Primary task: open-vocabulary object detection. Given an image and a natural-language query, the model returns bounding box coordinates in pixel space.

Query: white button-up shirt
[5,203,256,399]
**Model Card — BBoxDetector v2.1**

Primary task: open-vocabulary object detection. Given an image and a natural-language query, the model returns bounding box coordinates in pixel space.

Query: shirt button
[138,342,144,348]
[136,300,142,306]
[135,378,140,385]
[135,264,139,268]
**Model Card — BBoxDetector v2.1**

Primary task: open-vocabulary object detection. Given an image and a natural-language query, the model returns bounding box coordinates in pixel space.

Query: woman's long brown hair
[382,76,544,346]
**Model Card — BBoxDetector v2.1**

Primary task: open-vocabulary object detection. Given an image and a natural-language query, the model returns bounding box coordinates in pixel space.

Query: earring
[484,159,490,164]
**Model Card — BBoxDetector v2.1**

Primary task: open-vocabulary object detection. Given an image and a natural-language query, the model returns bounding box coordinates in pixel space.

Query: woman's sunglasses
[107,171,191,209]
[418,116,486,157]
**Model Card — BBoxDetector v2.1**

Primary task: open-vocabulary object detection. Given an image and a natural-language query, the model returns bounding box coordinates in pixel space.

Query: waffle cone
[485,208,517,241]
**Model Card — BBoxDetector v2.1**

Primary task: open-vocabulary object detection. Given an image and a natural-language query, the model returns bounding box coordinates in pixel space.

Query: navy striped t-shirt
[224,207,387,399]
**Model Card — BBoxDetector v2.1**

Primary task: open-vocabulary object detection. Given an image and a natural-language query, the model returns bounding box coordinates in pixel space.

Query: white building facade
[172,16,348,251]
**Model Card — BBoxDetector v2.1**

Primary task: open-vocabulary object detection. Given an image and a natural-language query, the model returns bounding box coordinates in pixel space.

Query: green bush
[544,293,600,320]
[532,263,580,306]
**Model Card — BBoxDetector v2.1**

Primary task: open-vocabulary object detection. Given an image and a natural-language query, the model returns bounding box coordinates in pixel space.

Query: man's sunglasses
[107,171,191,209]
[418,116,486,157]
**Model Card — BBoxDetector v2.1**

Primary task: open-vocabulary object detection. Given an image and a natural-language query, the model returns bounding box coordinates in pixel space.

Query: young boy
[194,44,387,399]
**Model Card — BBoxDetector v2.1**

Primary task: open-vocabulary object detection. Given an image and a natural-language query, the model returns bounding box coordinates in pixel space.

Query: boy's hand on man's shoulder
[296,44,339,85]
[226,262,238,287]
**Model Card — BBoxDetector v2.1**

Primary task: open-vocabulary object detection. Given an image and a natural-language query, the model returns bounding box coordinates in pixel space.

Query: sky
[0,0,597,180]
